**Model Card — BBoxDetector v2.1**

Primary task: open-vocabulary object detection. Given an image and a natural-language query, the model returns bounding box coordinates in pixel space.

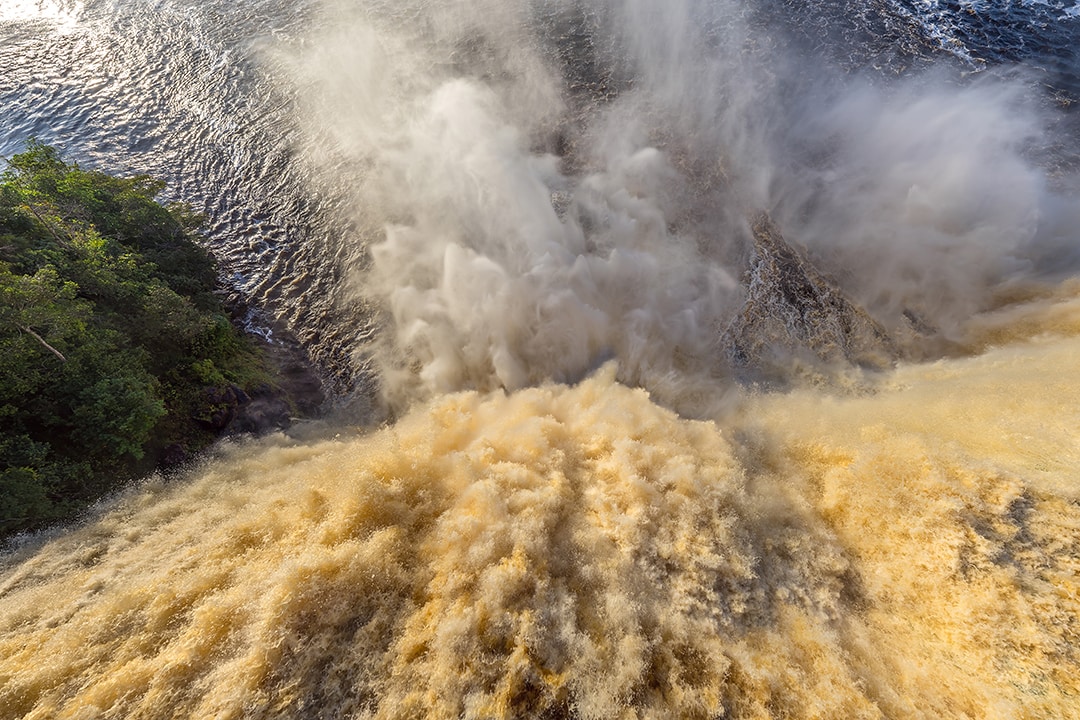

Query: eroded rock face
[721,213,897,378]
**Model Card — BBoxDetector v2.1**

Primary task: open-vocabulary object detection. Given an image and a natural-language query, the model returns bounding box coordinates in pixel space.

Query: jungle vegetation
[0,141,272,537]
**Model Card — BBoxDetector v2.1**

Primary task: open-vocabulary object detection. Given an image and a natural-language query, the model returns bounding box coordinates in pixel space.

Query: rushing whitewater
[3,0,1080,718]
[3,293,1080,718]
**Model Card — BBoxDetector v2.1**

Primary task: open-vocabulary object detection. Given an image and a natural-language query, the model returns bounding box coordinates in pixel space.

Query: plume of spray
[769,70,1068,344]
[279,0,1078,411]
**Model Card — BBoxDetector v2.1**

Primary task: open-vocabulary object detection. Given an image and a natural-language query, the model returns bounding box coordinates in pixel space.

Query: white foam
[0,0,83,33]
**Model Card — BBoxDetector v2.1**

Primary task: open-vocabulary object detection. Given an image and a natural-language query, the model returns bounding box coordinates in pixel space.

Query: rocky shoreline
[157,294,330,470]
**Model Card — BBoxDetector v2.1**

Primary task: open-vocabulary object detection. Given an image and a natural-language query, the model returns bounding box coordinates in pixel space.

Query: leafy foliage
[0,141,271,536]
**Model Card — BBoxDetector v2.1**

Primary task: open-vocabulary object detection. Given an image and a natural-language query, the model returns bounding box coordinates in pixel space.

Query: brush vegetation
[0,142,272,536]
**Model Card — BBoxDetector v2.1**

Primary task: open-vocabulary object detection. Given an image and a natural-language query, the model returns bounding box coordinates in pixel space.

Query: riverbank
[0,142,326,539]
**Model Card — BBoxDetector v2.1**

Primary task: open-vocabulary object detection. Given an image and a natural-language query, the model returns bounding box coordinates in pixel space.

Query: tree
[0,264,86,362]
[0,143,274,537]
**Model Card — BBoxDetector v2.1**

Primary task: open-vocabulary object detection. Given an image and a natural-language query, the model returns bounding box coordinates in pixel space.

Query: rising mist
[275,0,1077,413]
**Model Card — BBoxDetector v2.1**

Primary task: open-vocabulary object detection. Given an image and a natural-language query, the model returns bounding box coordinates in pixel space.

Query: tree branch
[17,323,67,362]
[20,202,70,246]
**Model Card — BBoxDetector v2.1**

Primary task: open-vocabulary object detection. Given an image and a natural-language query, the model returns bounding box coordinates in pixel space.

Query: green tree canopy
[0,142,272,537]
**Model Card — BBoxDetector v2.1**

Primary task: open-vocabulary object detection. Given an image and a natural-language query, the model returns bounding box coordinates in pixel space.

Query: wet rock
[160,443,189,468]
[193,382,305,437]
[266,349,326,418]
[721,212,897,378]
[228,383,292,436]
[219,291,328,417]
[194,384,248,431]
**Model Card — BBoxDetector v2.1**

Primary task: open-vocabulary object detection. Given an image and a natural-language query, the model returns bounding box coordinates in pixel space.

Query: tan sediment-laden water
[2,287,1079,719]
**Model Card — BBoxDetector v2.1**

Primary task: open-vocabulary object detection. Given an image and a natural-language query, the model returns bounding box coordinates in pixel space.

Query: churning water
[2,1,1080,718]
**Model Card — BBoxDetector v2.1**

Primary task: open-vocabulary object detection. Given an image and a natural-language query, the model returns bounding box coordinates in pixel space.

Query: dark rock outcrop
[160,443,189,469]
[228,383,293,436]
[194,384,250,432]
[721,213,897,378]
